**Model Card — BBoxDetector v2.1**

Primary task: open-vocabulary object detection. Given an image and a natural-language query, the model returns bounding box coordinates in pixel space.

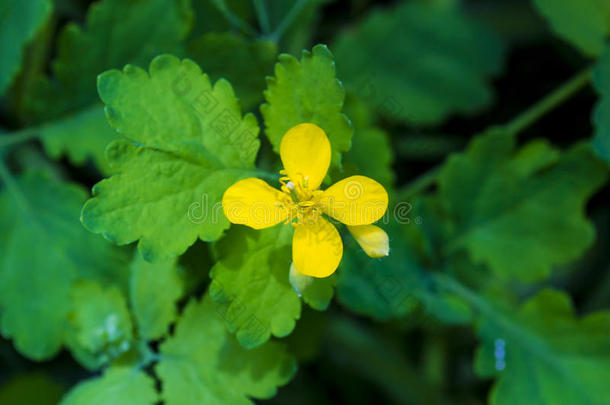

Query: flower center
[279,170,323,225]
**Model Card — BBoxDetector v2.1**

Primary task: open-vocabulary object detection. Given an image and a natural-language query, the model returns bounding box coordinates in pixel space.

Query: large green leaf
[261,44,353,170]
[24,0,192,170]
[0,171,129,360]
[533,0,610,56]
[156,294,296,405]
[439,131,607,282]
[337,211,470,324]
[35,106,115,173]
[210,225,335,348]
[333,1,506,125]
[209,225,300,348]
[65,281,134,370]
[338,223,422,320]
[0,0,51,95]
[60,367,157,405]
[186,32,277,111]
[475,289,610,405]
[130,254,184,340]
[593,48,610,163]
[81,55,261,261]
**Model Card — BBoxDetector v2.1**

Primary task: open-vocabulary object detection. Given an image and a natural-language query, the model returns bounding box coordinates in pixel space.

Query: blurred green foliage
[1,0,610,404]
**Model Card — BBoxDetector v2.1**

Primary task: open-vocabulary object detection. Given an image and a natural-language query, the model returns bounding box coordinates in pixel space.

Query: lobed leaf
[338,196,475,324]
[186,32,277,111]
[130,254,184,340]
[338,226,421,320]
[65,281,133,370]
[0,0,51,95]
[24,0,192,171]
[60,367,158,405]
[261,44,353,170]
[156,294,296,405]
[439,131,607,282]
[533,0,610,57]
[82,55,261,261]
[0,171,130,360]
[210,225,334,348]
[35,106,116,173]
[333,1,506,125]
[475,289,610,405]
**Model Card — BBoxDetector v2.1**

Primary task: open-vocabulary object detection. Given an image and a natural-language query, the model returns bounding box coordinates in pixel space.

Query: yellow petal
[280,123,331,190]
[320,175,388,225]
[222,178,288,229]
[292,217,343,278]
[347,225,389,258]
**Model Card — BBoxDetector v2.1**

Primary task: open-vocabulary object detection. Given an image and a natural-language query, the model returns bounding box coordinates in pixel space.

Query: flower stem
[212,0,257,36]
[503,67,592,137]
[394,66,593,201]
[394,165,442,203]
[271,0,309,42]
[0,128,40,148]
[253,0,270,34]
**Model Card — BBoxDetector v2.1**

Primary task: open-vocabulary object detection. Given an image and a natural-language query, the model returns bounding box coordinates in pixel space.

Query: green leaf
[337,96,394,188]
[37,106,116,174]
[338,203,474,324]
[261,44,353,169]
[24,0,192,169]
[186,32,277,111]
[440,131,607,282]
[176,240,214,295]
[209,225,301,348]
[533,0,610,56]
[60,366,158,405]
[81,54,261,261]
[333,1,506,125]
[0,0,52,95]
[156,294,297,405]
[337,221,425,320]
[474,289,610,405]
[65,281,133,370]
[0,171,130,360]
[0,373,64,405]
[130,254,183,340]
[593,48,610,163]
[302,275,336,312]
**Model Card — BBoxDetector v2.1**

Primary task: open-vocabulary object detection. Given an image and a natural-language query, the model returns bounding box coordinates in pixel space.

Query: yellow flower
[222,123,389,278]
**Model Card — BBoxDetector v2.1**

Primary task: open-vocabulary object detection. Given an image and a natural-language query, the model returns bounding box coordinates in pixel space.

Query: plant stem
[432,273,555,362]
[212,0,257,36]
[394,165,442,203]
[503,67,592,137]
[253,0,270,34]
[271,0,309,42]
[0,128,40,148]
[394,67,593,201]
